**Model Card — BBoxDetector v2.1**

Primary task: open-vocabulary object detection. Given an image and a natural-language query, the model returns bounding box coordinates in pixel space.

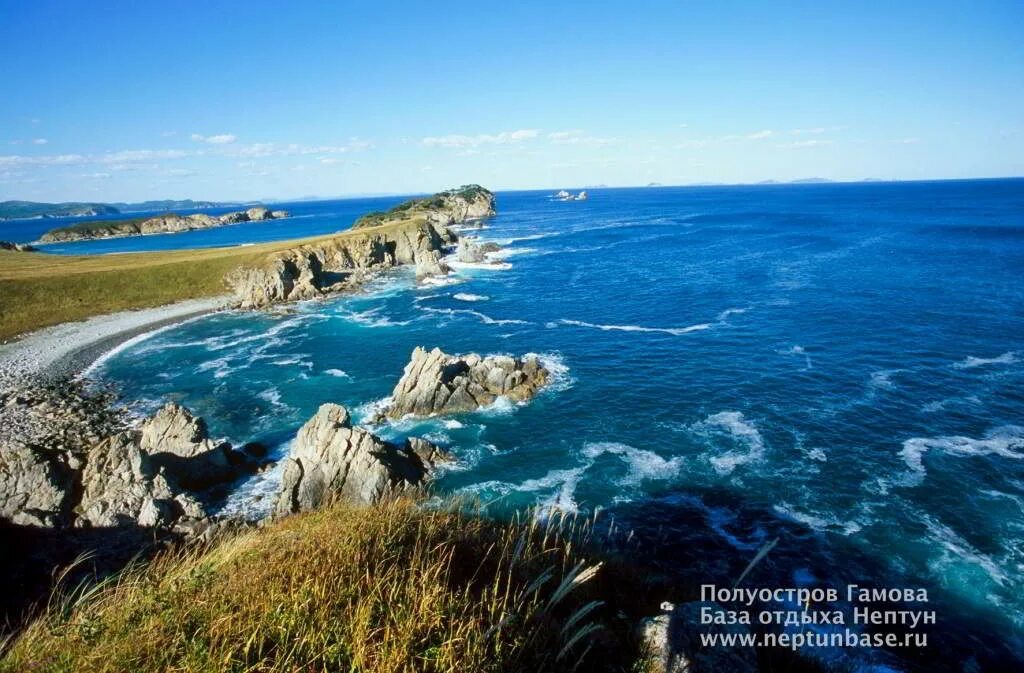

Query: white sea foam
[487,247,536,259]
[921,513,1010,587]
[581,441,683,485]
[517,467,588,512]
[493,231,558,245]
[556,318,712,336]
[528,352,575,392]
[442,419,464,429]
[447,259,514,271]
[869,369,901,390]
[339,306,414,328]
[898,426,1024,482]
[954,351,1019,369]
[774,503,863,536]
[693,411,766,475]
[269,356,314,369]
[780,344,812,369]
[420,275,464,288]
[453,293,489,302]
[716,307,749,321]
[257,387,289,409]
[217,439,294,520]
[421,306,531,326]
[323,368,350,378]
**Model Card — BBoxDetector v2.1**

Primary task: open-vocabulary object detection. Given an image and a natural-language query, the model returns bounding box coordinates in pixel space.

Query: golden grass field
[0,497,651,673]
[0,217,426,341]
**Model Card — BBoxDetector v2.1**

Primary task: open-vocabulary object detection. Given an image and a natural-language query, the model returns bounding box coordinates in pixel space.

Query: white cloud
[163,168,197,177]
[82,172,111,179]
[546,129,615,146]
[422,129,539,148]
[776,139,834,149]
[320,157,343,164]
[896,137,921,144]
[746,129,775,140]
[32,138,48,145]
[790,127,827,135]
[191,133,237,144]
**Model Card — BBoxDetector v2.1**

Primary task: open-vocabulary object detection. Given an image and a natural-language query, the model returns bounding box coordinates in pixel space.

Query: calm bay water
[83,181,1023,670]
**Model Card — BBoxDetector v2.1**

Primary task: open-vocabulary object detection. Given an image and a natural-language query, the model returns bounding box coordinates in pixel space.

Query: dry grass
[0,497,648,673]
[0,217,424,341]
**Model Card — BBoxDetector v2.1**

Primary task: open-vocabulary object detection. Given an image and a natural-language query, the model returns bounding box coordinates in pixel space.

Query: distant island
[0,199,231,221]
[39,206,289,243]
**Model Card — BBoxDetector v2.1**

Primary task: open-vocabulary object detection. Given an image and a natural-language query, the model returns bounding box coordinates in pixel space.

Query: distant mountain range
[0,199,233,220]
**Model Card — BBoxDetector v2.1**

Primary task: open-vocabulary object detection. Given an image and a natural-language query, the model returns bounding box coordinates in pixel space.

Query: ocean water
[88,180,1023,670]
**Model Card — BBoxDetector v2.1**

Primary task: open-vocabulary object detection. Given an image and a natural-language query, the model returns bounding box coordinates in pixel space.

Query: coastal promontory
[39,206,289,243]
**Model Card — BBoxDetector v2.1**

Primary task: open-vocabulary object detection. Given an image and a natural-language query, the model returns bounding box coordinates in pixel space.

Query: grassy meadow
[0,216,428,341]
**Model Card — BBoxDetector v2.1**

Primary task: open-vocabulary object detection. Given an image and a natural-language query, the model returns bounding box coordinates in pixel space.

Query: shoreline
[0,296,229,386]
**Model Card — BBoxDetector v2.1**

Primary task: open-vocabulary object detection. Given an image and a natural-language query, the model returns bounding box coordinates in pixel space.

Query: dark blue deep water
[83,180,1022,670]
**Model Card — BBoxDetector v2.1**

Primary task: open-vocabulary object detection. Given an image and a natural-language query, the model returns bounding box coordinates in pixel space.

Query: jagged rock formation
[0,240,37,252]
[0,395,258,530]
[415,250,450,281]
[274,403,450,515]
[456,238,501,263]
[352,185,496,230]
[378,347,550,419]
[39,207,289,242]
[227,219,456,309]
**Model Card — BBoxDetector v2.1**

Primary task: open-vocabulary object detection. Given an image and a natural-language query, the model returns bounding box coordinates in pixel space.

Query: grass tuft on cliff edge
[0,496,651,673]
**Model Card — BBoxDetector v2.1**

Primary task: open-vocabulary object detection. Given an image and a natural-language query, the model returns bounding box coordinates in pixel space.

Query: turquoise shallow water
[87,181,1023,670]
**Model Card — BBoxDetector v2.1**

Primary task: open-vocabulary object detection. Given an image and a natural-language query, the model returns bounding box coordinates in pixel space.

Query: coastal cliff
[226,217,456,309]
[226,187,495,309]
[39,206,289,243]
[352,184,495,229]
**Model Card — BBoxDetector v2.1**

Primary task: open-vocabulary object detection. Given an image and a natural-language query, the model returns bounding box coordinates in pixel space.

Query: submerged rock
[274,403,451,515]
[379,347,549,419]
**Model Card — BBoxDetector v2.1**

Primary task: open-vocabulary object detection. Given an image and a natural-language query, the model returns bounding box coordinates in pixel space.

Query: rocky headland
[375,346,550,420]
[39,206,289,243]
[352,184,495,230]
[226,186,496,308]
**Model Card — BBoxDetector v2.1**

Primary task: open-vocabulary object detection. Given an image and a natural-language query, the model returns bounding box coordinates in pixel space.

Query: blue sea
[40,181,1024,670]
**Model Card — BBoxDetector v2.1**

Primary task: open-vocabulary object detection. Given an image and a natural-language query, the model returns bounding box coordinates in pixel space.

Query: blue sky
[1,0,1021,202]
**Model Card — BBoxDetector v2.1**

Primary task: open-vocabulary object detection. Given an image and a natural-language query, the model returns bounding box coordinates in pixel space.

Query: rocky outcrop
[274,403,450,515]
[456,238,501,264]
[39,207,289,242]
[0,240,37,252]
[227,219,457,309]
[377,347,549,419]
[1,391,258,530]
[353,185,496,230]
[415,250,450,282]
[639,601,757,673]
[0,380,124,527]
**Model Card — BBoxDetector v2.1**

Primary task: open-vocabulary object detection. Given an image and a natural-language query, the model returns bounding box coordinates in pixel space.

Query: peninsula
[39,206,289,243]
